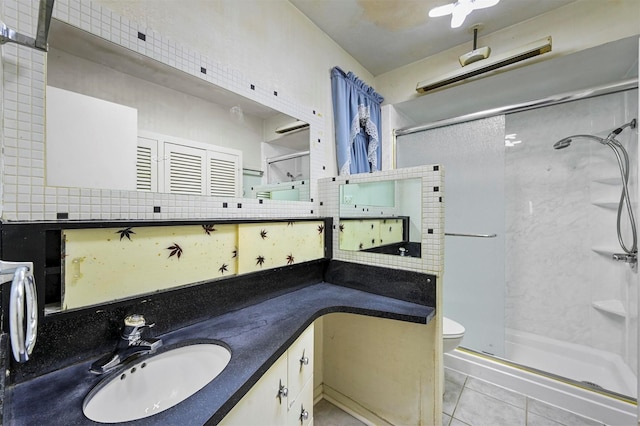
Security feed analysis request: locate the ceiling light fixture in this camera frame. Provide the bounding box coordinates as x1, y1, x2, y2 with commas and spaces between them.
429, 0, 500, 29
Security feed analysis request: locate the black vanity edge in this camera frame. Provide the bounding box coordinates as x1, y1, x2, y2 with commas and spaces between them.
325, 259, 436, 307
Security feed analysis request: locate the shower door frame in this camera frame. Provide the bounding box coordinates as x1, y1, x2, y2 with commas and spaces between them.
394, 78, 639, 403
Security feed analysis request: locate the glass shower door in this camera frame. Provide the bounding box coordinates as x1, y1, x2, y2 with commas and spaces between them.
397, 115, 506, 356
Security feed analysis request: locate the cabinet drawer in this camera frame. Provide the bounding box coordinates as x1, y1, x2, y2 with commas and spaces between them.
287, 375, 313, 426
220, 352, 288, 426
287, 323, 314, 401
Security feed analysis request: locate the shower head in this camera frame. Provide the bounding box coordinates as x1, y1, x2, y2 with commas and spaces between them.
553, 117, 638, 257
554, 119, 637, 150
553, 138, 572, 149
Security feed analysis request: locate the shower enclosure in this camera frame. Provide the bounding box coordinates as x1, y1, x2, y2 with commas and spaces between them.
396, 86, 639, 400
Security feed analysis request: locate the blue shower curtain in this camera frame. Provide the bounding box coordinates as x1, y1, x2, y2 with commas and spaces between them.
331, 67, 384, 175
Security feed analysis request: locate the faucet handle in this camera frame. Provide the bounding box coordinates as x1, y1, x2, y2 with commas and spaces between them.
122, 315, 155, 342
124, 314, 146, 327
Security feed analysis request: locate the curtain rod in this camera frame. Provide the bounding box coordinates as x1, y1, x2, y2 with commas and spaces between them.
395, 78, 638, 137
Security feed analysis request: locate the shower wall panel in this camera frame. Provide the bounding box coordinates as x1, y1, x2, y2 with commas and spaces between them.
505, 90, 638, 376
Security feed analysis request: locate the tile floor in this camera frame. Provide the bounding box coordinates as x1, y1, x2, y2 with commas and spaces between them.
314, 368, 608, 426
443, 367, 604, 426
314, 399, 367, 426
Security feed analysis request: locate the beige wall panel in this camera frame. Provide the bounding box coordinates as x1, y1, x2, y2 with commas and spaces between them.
339, 218, 404, 251
382, 218, 404, 245
63, 224, 237, 309
237, 221, 325, 274
339, 219, 380, 251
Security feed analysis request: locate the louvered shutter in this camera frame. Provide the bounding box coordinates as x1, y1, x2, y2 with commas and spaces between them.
208, 151, 240, 197
164, 143, 206, 195
136, 137, 158, 192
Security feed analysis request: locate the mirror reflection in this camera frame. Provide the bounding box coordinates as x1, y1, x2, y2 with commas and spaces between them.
339, 178, 422, 257
46, 20, 310, 201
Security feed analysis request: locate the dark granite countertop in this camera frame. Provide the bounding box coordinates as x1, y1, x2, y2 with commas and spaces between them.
4, 282, 435, 426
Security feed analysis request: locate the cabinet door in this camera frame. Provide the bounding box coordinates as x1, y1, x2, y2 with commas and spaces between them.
164, 142, 207, 195
287, 375, 313, 426
287, 323, 314, 405
136, 136, 159, 192
207, 150, 241, 197
219, 353, 288, 426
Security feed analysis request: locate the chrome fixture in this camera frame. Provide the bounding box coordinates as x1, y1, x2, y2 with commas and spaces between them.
300, 349, 309, 367
0, 0, 54, 52
445, 232, 497, 238
277, 379, 288, 404
554, 119, 638, 263
0, 261, 38, 362
90, 314, 162, 375
299, 404, 310, 422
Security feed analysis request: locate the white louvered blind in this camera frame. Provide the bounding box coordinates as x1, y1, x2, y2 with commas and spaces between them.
165, 143, 206, 195
209, 151, 240, 197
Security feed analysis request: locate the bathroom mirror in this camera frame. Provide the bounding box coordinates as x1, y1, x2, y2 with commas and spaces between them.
45, 19, 311, 201
339, 178, 422, 257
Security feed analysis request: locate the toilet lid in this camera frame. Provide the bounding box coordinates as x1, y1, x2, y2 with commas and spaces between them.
443, 317, 465, 338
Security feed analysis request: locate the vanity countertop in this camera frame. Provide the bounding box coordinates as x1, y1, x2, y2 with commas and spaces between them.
4, 282, 435, 425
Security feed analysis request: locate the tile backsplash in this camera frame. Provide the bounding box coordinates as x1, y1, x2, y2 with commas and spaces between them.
62, 220, 325, 310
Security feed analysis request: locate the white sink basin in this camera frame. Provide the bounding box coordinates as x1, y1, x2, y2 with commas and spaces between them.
83, 343, 231, 423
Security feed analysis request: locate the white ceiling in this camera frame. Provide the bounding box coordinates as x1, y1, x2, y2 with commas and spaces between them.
289, 0, 577, 76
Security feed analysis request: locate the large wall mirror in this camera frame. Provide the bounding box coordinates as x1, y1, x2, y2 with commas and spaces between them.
46, 19, 311, 202
339, 178, 422, 257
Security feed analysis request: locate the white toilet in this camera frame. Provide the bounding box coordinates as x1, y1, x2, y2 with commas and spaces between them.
443, 317, 465, 353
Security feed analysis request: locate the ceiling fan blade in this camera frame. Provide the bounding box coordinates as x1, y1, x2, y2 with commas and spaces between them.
471, 0, 500, 10
450, 12, 468, 28
428, 3, 455, 17
450, 3, 471, 28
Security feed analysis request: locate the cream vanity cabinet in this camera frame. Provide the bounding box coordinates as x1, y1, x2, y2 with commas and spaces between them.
220, 324, 314, 426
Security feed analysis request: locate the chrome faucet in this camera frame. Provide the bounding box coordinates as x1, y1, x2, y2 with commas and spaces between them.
90, 314, 162, 375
